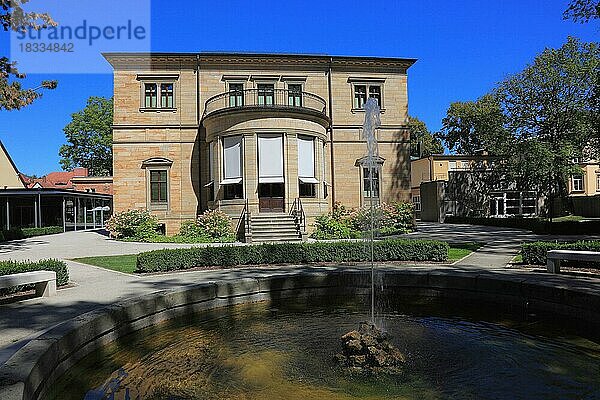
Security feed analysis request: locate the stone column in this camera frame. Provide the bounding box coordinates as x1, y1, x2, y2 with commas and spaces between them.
286, 131, 299, 210
243, 133, 259, 214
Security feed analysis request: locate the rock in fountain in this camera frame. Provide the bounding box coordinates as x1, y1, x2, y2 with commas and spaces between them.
334, 321, 405, 374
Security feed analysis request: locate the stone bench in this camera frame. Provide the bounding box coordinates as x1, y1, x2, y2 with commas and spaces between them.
546, 250, 600, 273
0, 270, 57, 297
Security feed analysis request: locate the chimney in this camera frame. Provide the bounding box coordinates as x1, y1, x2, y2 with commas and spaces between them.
73, 167, 88, 177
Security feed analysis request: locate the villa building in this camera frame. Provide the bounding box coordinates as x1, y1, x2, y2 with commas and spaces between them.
104, 52, 416, 237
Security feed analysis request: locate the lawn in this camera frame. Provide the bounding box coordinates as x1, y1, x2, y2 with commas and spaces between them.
447, 242, 482, 262
72, 243, 481, 273
72, 255, 138, 274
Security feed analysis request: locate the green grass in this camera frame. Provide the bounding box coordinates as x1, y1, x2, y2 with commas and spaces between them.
72, 255, 138, 274
448, 242, 482, 262
542, 215, 584, 222
512, 253, 523, 263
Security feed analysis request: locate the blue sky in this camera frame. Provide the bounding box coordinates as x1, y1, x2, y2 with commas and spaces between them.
0, 0, 597, 176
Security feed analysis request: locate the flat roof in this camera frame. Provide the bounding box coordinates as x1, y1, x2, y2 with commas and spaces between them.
103, 52, 417, 71
0, 188, 112, 199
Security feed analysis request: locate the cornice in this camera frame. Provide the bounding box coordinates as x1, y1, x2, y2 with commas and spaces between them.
103, 52, 417, 73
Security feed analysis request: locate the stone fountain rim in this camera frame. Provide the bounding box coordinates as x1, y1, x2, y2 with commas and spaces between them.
0, 267, 599, 400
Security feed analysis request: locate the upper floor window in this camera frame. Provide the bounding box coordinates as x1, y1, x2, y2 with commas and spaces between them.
257, 84, 274, 106
144, 83, 157, 108
368, 85, 381, 106
353, 84, 382, 109
572, 174, 584, 192
412, 195, 421, 211
142, 81, 176, 109
160, 83, 174, 108
229, 83, 244, 107
288, 84, 302, 107
354, 85, 367, 109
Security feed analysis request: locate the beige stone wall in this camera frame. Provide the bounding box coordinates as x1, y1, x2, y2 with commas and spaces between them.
569, 163, 600, 196
108, 54, 414, 234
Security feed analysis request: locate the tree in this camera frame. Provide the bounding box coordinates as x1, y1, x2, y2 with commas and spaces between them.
496, 36, 600, 216
438, 94, 511, 155
563, 0, 600, 23
1, 0, 57, 110
408, 116, 444, 157
59, 97, 114, 176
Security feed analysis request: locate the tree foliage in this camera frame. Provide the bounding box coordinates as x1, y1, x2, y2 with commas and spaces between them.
439, 94, 511, 155
59, 97, 114, 176
563, 0, 600, 23
409, 116, 444, 157
1, 0, 57, 110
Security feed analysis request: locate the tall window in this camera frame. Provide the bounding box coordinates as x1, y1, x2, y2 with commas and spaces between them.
144, 83, 157, 108
257, 84, 274, 106
572, 174, 584, 192
596, 174, 600, 192
160, 83, 174, 108
368, 85, 381, 106
353, 85, 367, 109
412, 195, 421, 211
288, 84, 302, 107
363, 167, 380, 198
150, 170, 168, 203
222, 135, 244, 200
229, 83, 244, 107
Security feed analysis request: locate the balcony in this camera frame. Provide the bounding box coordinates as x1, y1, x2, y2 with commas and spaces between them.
202, 89, 329, 126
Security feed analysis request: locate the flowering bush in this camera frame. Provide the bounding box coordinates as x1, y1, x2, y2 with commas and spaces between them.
105, 209, 159, 240
311, 201, 415, 239
177, 210, 235, 243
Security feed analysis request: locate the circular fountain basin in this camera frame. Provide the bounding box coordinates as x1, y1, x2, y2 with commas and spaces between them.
1, 268, 599, 400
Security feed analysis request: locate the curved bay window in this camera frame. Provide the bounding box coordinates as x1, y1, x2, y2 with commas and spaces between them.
298, 135, 318, 198
221, 136, 244, 200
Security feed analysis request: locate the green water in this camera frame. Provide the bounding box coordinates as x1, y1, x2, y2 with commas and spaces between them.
49, 298, 600, 400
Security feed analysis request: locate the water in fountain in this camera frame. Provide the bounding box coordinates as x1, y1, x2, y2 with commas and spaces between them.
362, 98, 381, 327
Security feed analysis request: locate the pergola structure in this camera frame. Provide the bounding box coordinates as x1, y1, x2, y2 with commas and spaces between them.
0, 188, 112, 232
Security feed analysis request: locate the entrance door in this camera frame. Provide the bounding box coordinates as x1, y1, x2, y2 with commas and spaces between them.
259, 183, 285, 212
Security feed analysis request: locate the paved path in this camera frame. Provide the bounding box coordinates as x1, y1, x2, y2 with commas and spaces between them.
0, 222, 597, 365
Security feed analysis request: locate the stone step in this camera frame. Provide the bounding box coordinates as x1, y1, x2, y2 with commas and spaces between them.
252, 236, 303, 243
252, 230, 300, 238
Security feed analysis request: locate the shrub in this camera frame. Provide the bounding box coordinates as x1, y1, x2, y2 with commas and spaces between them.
521, 241, 600, 265
175, 210, 235, 243
445, 216, 600, 235
0, 226, 63, 241
105, 210, 160, 240
311, 215, 357, 240
0, 259, 69, 295
136, 239, 449, 272
311, 201, 415, 240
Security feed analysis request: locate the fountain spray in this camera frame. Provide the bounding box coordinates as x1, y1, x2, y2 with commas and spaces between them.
361, 98, 381, 326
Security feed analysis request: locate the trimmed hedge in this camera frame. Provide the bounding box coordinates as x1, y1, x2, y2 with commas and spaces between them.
445, 216, 600, 235
136, 239, 450, 272
1, 226, 63, 241
522, 241, 600, 265
0, 259, 69, 295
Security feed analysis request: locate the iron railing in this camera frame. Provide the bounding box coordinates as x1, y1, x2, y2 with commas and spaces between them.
203, 89, 327, 118
236, 199, 251, 242
290, 198, 306, 234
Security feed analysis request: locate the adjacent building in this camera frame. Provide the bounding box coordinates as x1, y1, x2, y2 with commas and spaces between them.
104, 52, 416, 237
567, 160, 600, 217
411, 153, 539, 221
0, 141, 112, 231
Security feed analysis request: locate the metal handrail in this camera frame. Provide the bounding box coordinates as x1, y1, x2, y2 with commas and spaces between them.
289, 198, 306, 234
236, 199, 251, 241
203, 89, 327, 118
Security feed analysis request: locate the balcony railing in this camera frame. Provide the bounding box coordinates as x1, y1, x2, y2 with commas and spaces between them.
203, 89, 327, 119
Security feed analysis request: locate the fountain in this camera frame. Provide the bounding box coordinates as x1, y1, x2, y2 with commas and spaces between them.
332, 98, 407, 374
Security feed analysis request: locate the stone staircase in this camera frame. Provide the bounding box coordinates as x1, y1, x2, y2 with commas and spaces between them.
249, 213, 303, 243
